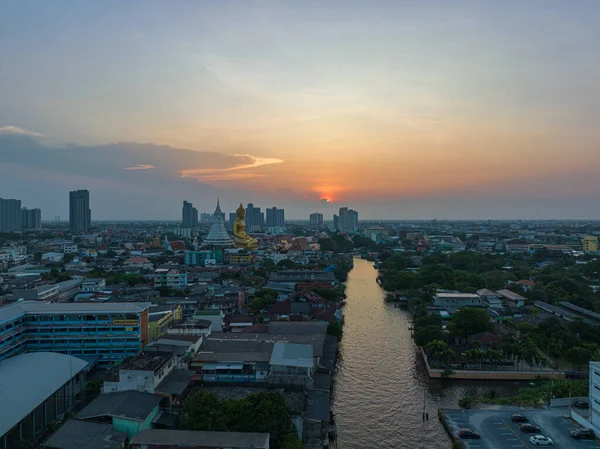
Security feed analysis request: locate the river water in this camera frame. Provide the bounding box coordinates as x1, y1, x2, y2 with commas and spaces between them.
332, 258, 519, 449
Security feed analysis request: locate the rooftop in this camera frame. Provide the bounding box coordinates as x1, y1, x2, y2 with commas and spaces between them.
434, 292, 480, 299
41, 419, 128, 449
76, 390, 162, 422
120, 351, 173, 372
496, 289, 527, 301
0, 301, 151, 324
130, 429, 269, 449
270, 342, 314, 368
0, 352, 88, 437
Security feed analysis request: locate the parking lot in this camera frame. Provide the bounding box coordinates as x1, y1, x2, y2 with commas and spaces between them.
443, 407, 600, 448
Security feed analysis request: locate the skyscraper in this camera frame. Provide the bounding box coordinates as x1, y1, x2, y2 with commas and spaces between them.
69, 190, 91, 232
310, 212, 323, 229
22, 208, 42, 230
0, 198, 22, 232
333, 214, 338, 232
245, 203, 264, 232
338, 207, 359, 233
182, 201, 194, 227
266, 207, 285, 227
229, 212, 237, 231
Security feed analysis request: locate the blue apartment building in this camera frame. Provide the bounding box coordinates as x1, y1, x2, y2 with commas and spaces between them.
0, 301, 150, 367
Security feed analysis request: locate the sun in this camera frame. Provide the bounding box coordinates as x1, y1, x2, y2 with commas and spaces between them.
320, 197, 331, 204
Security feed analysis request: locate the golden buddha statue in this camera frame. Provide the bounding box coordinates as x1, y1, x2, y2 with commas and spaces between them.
233, 203, 258, 250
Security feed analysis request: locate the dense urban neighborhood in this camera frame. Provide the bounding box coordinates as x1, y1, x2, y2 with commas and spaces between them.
2, 197, 600, 448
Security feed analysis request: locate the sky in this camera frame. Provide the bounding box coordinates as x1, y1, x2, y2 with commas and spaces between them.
1, 0, 600, 220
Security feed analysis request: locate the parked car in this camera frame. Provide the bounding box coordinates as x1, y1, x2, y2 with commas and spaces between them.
511, 414, 528, 423
520, 423, 541, 433
529, 435, 553, 446
458, 428, 481, 440
571, 428, 596, 440
574, 400, 590, 409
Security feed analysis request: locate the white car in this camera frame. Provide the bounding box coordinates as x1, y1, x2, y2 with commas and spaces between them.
529, 435, 553, 446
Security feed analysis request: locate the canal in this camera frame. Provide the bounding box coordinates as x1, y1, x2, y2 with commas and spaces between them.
332, 257, 519, 449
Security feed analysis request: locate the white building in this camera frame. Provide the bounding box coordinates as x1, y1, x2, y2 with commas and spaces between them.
570, 361, 600, 435
124, 257, 154, 271
433, 292, 482, 308
80, 278, 106, 292
63, 242, 78, 254
102, 351, 175, 394
42, 252, 64, 263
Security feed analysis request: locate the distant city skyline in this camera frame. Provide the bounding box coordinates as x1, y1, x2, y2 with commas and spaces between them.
1, 1, 600, 219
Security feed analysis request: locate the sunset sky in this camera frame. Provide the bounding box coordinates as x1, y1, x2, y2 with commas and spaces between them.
1, 0, 600, 219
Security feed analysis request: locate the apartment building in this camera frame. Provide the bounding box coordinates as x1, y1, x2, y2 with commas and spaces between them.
154, 269, 187, 290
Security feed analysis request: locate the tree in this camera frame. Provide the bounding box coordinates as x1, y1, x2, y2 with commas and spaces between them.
448, 308, 492, 338
327, 321, 343, 340
425, 340, 455, 366
567, 346, 591, 371
181, 391, 301, 449
181, 391, 227, 431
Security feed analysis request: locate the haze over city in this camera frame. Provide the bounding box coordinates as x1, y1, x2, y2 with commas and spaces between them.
2, 0, 600, 219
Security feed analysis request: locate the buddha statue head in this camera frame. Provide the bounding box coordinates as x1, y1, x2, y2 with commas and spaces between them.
236, 203, 246, 219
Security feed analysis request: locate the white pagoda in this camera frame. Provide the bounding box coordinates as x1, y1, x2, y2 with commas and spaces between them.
202, 199, 234, 247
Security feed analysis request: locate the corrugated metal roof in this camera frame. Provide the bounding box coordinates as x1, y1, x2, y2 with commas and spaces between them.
76, 390, 162, 422
269, 342, 313, 368
41, 419, 127, 449
0, 352, 88, 437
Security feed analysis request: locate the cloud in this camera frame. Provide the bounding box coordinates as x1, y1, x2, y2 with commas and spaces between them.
0, 125, 43, 137
124, 164, 156, 170
181, 154, 284, 182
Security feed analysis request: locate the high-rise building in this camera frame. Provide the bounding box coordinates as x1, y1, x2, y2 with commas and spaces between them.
245, 203, 264, 232
266, 207, 285, 227
229, 212, 237, 231
201, 212, 212, 223
338, 207, 359, 233
22, 208, 42, 230
0, 198, 22, 232
182, 201, 195, 227
333, 214, 338, 231
69, 190, 91, 232
192, 206, 198, 226
310, 212, 324, 229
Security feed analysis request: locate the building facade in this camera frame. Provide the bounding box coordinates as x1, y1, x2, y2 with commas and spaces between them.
69, 190, 91, 232
337, 207, 359, 233
0, 198, 22, 232
22, 207, 42, 230
184, 250, 223, 266
582, 235, 599, 253
310, 213, 323, 229
266, 207, 285, 227
182, 201, 198, 228
0, 302, 150, 366
245, 203, 264, 232
154, 269, 188, 290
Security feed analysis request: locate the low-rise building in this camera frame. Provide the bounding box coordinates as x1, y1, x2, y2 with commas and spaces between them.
41, 419, 128, 449
154, 269, 187, 290
13, 284, 61, 301
0, 353, 88, 448
76, 390, 162, 438
184, 250, 223, 266
102, 351, 175, 394
433, 292, 482, 308
124, 257, 154, 271
81, 278, 106, 292
496, 289, 527, 307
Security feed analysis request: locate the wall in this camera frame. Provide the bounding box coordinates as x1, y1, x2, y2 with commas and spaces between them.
550, 397, 588, 408
113, 416, 141, 438
571, 409, 600, 436
421, 348, 565, 380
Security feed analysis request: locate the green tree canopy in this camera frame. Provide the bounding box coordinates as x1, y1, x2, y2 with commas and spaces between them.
448, 308, 492, 338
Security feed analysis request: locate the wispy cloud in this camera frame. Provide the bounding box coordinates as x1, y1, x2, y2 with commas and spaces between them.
124, 164, 156, 170
181, 154, 284, 182
0, 125, 43, 137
